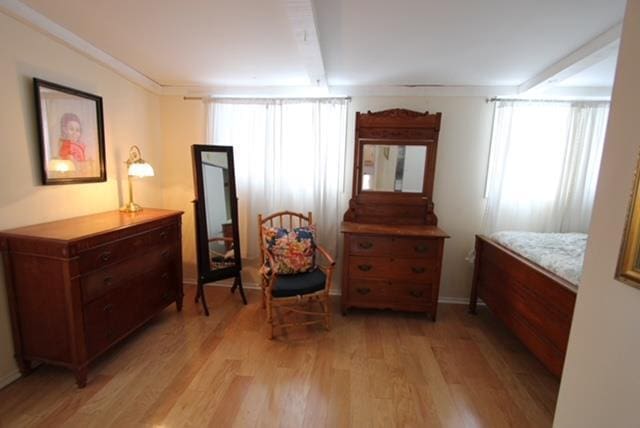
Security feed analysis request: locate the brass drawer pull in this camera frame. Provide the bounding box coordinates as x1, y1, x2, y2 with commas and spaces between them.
358, 241, 373, 249
356, 287, 371, 295
100, 251, 112, 262
414, 244, 429, 253
410, 290, 424, 298
411, 267, 426, 274
357, 264, 373, 272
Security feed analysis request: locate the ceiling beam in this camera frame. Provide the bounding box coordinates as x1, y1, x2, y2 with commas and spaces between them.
0, 0, 162, 94
282, 0, 327, 87
519, 23, 622, 94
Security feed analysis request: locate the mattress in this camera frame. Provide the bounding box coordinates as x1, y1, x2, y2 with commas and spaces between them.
490, 231, 587, 286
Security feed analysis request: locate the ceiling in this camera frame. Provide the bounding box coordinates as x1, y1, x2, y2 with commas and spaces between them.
16, 0, 627, 92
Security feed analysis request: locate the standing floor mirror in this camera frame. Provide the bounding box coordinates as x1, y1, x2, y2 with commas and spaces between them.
192, 145, 246, 316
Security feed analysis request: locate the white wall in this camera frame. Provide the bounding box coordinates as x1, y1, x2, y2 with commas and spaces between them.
0, 12, 162, 386
554, 1, 640, 426
160, 95, 494, 299
159, 96, 206, 282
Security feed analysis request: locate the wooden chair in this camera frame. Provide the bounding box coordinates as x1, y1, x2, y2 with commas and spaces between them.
258, 211, 335, 339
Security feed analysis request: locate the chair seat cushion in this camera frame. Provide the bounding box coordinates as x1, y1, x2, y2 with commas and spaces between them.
272, 269, 326, 298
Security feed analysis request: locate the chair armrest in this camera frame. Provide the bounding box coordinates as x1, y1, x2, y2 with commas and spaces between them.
264, 249, 277, 271
316, 245, 336, 267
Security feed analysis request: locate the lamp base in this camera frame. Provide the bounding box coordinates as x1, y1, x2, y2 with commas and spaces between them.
120, 202, 143, 213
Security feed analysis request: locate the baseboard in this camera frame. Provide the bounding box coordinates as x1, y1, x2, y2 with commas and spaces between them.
184, 280, 483, 303
0, 369, 21, 390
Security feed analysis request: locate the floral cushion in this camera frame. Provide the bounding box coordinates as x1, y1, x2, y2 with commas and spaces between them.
261, 225, 316, 275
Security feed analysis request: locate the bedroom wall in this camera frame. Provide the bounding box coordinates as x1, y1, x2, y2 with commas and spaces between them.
0, 12, 163, 387
159, 95, 494, 300
554, 1, 640, 426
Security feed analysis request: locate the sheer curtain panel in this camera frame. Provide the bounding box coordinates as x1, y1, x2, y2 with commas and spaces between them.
483, 100, 609, 234
205, 98, 349, 260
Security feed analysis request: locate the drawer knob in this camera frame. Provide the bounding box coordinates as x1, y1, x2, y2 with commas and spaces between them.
414, 244, 429, 253
161, 249, 170, 257
100, 251, 112, 262
160, 231, 168, 239
410, 290, 424, 298
358, 241, 373, 249
103, 303, 114, 313
356, 287, 371, 295
411, 266, 426, 274
357, 264, 373, 272
103, 276, 113, 286
161, 272, 169, 280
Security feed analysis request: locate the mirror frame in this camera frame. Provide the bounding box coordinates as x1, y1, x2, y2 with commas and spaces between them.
191, 144, 242, 283
344, 109, 442, 225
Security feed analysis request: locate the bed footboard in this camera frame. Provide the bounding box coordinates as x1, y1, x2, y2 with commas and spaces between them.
469, 235, 577, 377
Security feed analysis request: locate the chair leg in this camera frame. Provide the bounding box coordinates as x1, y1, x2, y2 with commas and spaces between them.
324, 299, 331, 331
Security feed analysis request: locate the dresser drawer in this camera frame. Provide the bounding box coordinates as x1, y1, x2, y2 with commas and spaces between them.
391, 238, 439, 259
349, 235, 391, 256
390, 258, 436, 282
347, 279, 433, 310
389, 282, 433, 309
78, 224, 177, 273
347, 279, 388, 305
81, 244, 176, 303
348, 256, 393, 279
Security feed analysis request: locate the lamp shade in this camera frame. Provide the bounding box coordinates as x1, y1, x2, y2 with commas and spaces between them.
128, 161, 154, 178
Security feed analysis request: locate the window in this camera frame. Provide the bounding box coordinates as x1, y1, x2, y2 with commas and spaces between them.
483, 100, 610, 233
206, 98, 349, 258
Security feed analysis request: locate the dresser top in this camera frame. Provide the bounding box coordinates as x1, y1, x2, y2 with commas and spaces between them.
0, 209, 183, 242
341, 221, 449, 238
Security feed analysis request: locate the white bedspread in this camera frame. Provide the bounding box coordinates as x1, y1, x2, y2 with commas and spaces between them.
490, 231, 587, 286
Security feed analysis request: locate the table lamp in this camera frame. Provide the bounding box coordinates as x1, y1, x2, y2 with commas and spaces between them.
120, 145, 154, 213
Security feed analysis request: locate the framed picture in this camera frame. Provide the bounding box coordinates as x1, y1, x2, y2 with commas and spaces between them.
616, 155, 640, 289
34, 78, 106, 184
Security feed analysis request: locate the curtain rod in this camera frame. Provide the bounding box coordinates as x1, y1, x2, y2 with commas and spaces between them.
486, 97, 610, 103
183, 96, 351, 101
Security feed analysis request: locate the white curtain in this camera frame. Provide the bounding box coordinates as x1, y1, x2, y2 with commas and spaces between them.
483, 100, 609, 234
205, 98, 349, 260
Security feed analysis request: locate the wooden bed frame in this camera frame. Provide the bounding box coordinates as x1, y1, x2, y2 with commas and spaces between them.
469, 234, 577, 378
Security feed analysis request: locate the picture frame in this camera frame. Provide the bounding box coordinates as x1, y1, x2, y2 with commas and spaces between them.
34, 78, 106, 184
616, 153, 640, 289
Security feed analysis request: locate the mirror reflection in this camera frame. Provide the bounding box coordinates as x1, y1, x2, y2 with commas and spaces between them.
201, 152, 236, 270
361, 144, 427, 192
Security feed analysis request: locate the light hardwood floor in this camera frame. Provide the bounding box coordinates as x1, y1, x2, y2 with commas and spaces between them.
0, 285, 559, 427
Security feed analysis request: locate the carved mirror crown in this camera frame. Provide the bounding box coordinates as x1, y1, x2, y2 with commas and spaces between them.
344, 108, 442, 225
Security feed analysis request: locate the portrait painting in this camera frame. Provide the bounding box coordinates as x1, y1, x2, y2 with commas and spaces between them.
34, 78, 106, 184
616, 152, 640, 289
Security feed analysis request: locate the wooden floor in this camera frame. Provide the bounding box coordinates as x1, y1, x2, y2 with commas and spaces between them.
0, 285, 559, 427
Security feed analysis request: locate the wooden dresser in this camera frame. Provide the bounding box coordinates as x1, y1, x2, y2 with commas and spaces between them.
341, 223, 448, 319
341, 109, 448, 319
0, 209, 183, 387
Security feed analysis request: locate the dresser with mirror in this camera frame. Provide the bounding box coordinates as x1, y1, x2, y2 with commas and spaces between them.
341, 109, 448, 320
